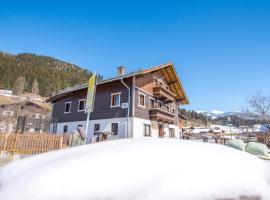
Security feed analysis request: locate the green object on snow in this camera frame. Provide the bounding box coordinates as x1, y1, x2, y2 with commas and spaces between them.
225, 139, 245, 151
245, 142, 269, 157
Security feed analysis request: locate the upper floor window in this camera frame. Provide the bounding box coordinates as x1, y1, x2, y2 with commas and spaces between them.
139, 93, 145, 107
158, 101, 163, 108
166, 105, 170, 112
111, 93, 121, 107
78, 99, 86, 111
64, 102, 71, 113
172, 108, 175, 114
149, 98, 155, 109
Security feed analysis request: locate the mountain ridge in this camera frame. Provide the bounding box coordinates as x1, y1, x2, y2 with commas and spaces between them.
0, 51, 99, 97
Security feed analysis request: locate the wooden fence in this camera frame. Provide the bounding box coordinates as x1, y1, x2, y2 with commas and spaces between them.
0, 133, 63, 155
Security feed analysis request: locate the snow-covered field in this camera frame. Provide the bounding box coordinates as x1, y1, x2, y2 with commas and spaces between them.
0, 138, 270, 200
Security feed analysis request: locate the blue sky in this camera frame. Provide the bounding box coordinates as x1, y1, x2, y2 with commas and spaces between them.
0, 0, 269, 112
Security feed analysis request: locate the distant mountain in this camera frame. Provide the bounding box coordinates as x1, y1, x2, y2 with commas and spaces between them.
0, 51, 101, 97
197, 110, 256, 120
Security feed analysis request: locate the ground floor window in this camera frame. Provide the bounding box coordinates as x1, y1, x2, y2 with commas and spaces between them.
111, 123, 118, 135
63, 125, 68, 133
169, 128, 175, 137
144, 124, 151, 136
77, 124, 82, 128
94, 124, 100, 135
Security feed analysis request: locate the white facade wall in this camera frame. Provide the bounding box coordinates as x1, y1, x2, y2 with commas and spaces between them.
132, 117, 180, 139
52, 117, 133, 139
52, 117, 180, 140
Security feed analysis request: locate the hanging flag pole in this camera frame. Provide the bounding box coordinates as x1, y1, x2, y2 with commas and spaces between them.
85, 73, 97, 143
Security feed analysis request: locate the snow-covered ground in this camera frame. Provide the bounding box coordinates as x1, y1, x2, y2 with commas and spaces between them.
210, 125, 242, 133
0, 138, 270, 200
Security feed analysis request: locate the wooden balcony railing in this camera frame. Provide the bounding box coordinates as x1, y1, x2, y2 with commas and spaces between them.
153, 85, 176, 103
149, 106, 175, 124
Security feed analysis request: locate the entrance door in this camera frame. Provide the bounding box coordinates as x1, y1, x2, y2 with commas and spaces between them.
158, 124, 164, 137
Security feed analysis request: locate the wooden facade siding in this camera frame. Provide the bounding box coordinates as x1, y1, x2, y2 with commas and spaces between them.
51, 78, 133, 123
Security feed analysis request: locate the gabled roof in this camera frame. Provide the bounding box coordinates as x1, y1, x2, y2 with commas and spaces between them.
47, 63, 189, 105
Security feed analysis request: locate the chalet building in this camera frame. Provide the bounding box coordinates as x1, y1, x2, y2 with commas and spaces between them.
47, 63, 189, 139
0, 100, 51, 133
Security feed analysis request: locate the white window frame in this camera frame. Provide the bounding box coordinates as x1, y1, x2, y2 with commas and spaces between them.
111, 122, 119, 135
149, 97, 155, 109
157, 100, 163, 108
64, 102, 71, 113
111, 92, 121, 108
138, 92, 146, 108
77, 99, 86, 112
165, 104, 170, 112
144, 124, 151, 137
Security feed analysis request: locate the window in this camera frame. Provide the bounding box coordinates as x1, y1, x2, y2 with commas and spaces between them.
144, 124, 151, 136
94, 124, 100, 135
149, 98, 155, 109
77, 124, 83, 128
172, 108, 175, 114
139, 93, 145, 107
111, 123, 118, 135
111, 93, 121, 107
169, 128, 175, 137
64, 102, 71, 113
78, 99, 86, 111
63, 125, 68, 133
166, 105, 170, 112
158, 101, 162, 108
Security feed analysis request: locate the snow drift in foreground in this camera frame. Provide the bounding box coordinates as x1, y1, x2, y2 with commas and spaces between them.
0, 139, 270, 200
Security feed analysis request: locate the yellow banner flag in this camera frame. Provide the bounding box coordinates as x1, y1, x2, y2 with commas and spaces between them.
85, 74, 97, 113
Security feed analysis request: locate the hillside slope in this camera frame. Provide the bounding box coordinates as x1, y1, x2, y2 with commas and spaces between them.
0, 52, 97, 97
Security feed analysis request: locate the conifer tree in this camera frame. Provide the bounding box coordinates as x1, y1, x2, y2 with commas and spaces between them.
31, 78, 39, 95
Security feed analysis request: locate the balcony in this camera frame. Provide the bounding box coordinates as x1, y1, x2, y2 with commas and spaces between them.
153, 85, 176, 103
149, 106, 175, 124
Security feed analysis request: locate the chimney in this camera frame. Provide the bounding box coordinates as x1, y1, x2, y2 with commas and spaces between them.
117, 66, 125, 76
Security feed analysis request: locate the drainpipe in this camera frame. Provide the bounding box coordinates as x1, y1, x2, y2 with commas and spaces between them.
121, 77, 130, 138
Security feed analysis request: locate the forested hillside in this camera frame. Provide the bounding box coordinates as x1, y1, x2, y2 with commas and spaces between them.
0, 52, 100, 97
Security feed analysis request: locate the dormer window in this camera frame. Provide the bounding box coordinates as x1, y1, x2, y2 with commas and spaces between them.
64, 102, 71, 113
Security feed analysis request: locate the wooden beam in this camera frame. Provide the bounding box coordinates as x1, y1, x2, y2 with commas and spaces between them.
167, 80, 177, 85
